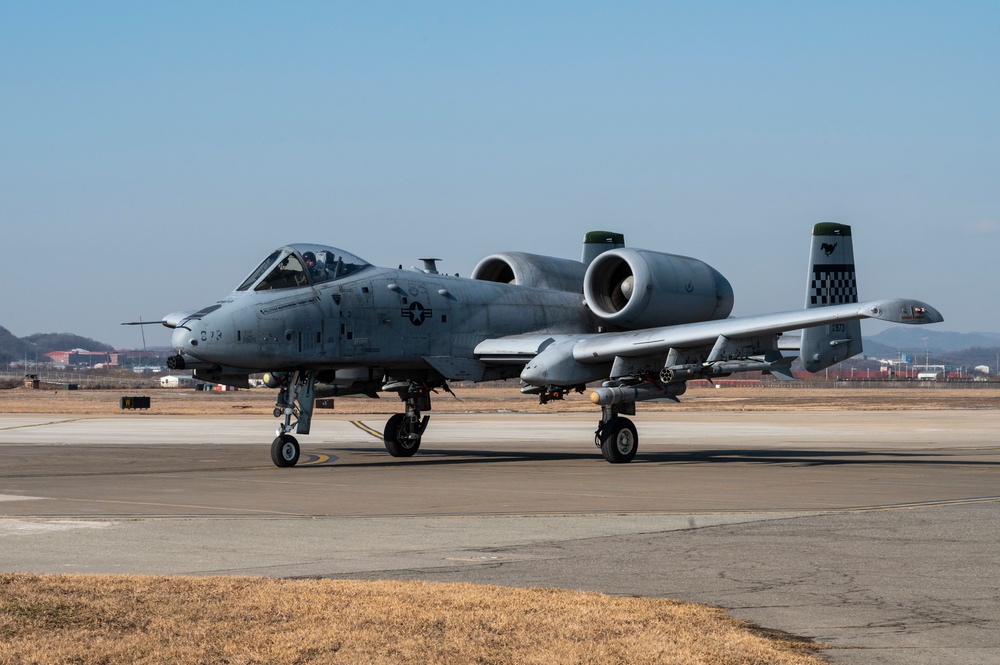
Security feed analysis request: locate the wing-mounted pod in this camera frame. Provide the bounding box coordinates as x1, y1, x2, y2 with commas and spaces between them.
583, 249, 734, 330
471, 252, 587, 292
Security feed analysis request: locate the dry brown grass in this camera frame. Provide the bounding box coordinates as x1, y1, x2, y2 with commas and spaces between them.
0, 574, 824, 665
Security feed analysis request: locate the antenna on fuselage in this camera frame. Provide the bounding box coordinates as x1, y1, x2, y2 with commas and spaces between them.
418, 258, 441, 274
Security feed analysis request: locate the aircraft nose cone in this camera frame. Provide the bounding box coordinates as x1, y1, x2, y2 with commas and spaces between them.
170, 326, 201, 356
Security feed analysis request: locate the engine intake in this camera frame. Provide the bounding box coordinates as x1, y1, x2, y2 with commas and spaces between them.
583, 248, 734, 329
471, 252, 586, 292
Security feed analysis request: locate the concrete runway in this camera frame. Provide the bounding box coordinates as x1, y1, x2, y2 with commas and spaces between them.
1, 409, 998, 664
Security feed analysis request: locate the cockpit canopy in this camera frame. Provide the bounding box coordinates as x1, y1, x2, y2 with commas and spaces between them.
236, 244, 371, 292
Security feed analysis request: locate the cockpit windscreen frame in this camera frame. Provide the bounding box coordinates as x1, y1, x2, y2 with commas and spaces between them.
236, 245, 372, 292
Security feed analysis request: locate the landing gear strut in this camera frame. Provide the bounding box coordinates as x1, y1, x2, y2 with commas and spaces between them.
269, 370, 316, 468
595, 403, 638, 463
383, 381, 432, 457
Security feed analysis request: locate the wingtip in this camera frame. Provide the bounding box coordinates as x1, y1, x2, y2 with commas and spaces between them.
861, 299, 943, 325
920, 304, 944, 324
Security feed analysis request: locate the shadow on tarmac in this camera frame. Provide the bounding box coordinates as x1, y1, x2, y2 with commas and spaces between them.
298, 445, 993, 469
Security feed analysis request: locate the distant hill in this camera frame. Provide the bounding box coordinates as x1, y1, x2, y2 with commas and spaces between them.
0, 326, 35, 361
867, 328, 1000, 354
852, 329, 1000, 372
24, 333, 114, 354
0, 326, 115, 362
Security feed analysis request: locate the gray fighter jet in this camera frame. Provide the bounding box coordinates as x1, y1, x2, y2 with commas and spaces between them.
134, 223, 942, 466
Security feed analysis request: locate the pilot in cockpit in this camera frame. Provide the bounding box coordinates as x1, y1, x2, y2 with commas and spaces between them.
302, 251, 329, 283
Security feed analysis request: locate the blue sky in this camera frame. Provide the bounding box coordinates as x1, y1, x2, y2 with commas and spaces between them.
2, 2, 997, 349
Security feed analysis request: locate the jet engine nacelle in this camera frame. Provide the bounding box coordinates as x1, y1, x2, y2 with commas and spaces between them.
471, 252, 587, 293
583, 249, 734, 329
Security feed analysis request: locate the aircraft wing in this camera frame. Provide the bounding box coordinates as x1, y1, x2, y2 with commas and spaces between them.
571, 297, 941, 363
476, 297, 942, 383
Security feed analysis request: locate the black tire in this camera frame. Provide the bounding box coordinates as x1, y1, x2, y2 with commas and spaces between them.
383, 413, 421, 457
600, 417, 638, 463
271, 434, 300, 467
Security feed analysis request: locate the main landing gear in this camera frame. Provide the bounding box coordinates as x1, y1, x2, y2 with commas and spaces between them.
534, 382, 642, 464
264, 370, 645, 466
382, 381, 432, 457
271, 433, 300, 467
595, 403, 638, 464
264, 371, 442, 467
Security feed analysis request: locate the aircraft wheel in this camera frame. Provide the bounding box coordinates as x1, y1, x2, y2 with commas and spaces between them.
271, 434, 300, 467
600, 417, 638, 464
383, 413, 421, 457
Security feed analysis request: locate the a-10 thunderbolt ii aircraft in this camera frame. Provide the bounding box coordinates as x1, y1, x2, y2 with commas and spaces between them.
134, 223, 942, 467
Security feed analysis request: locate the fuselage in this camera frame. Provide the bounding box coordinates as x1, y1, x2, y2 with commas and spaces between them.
170, 244, 598, 378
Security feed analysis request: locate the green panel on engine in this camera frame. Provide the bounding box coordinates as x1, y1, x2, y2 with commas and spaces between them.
584, 231, 625, 245
812, 222, 851, 236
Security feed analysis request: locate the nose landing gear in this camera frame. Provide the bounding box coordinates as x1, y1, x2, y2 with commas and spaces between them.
269, 370, 316, 468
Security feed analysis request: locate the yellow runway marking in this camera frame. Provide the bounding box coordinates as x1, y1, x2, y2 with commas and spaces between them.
300, 453, 331, 465
351, 420, 383, 440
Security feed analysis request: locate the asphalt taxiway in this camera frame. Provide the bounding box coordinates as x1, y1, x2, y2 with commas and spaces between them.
1, 410, 998, 664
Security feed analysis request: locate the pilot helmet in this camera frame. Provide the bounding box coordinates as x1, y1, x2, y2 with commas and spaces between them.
302, 251, 316, 264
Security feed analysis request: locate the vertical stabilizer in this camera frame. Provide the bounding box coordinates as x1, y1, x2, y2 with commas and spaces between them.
581, 230, 625, 265
800, 223, 863, 372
